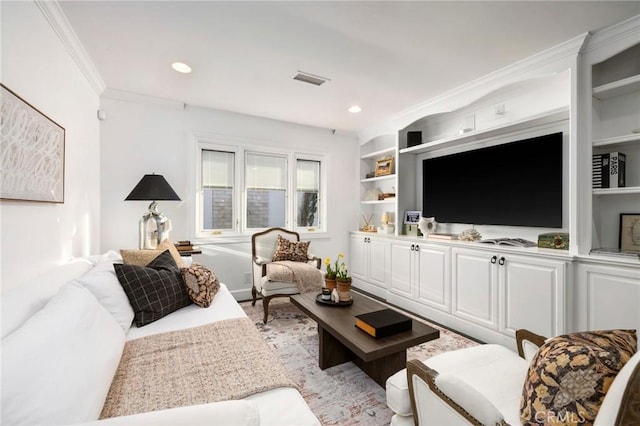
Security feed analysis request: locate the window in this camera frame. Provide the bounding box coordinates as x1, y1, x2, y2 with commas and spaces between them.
296, 159, 320, 227
201, 149, 235, 230
245, 152, 287, 229
195, 138, 326, 237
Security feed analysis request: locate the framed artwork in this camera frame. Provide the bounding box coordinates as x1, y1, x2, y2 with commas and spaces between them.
619, 213, 640, 252
375, 157, 394, 177
0, 84, 65, 203
404, 210, 421, 225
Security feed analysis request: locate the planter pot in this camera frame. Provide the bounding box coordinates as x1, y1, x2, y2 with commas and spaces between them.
336, 279, 352, 302
324, 278, 337, 290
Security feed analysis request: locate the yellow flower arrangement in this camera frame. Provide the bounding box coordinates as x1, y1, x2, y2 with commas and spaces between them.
324, 253, 350, 281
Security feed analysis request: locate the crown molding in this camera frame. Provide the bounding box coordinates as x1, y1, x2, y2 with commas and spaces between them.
35, 0, 106, 95
359, 32, 589, 143
102, 88, 186, 110
584, 14, 640, 54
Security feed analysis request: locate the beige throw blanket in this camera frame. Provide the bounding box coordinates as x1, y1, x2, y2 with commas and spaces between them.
100, 318, 296, 419
265, 260, 323, 293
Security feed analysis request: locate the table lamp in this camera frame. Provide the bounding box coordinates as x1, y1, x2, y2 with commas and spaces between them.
125, 173, 181, 249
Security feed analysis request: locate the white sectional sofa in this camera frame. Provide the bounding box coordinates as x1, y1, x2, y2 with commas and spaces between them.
1, 252, 320, 426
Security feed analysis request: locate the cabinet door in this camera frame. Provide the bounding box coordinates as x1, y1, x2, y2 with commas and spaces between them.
499, 254, 566, 338
390, 242, 413, 298
451, 248, 498, 329
576, 263, 640, 331
368, 237, 388, 287
350, 235, 368, 280
416, 244, 450, 312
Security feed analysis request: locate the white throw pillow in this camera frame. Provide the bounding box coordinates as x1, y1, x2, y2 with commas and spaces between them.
1, 259, 94, 339
1, 283, 126, 425
71, 256, 134, 332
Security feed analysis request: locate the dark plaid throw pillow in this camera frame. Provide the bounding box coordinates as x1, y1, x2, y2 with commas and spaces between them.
114, 250, 192, 326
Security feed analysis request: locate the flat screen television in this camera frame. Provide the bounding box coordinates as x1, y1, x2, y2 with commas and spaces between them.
422, 132, 563, 228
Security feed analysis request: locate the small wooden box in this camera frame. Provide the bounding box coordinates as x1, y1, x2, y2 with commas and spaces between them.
537, 233, 569, 250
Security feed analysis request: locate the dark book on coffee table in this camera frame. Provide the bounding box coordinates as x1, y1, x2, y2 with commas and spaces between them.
355, 309, 412, 338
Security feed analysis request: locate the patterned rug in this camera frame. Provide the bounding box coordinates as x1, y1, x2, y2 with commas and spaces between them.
240, 293, 479, 425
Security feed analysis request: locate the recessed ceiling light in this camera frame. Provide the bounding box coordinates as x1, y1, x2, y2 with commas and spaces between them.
348, 105, 362, 113
171, 62, 192, 74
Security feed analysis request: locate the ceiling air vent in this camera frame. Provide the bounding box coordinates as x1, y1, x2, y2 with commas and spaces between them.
293, 71, 330, 86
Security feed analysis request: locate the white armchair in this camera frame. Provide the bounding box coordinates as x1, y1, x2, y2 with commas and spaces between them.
251, 227, 321, 323
387, 329, 640, 426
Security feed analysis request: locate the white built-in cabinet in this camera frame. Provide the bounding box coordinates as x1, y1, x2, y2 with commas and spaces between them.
451, 247, 567, 341
575, 261, 640, 331
350, 234, 389, 299
352, 15, 640, 347
389, 241, 450, 313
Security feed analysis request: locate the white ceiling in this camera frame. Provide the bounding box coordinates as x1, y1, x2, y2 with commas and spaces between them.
59, 1, 639, 134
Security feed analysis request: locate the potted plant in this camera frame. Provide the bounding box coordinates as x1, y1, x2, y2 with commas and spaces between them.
324, 255, 340, 290
335, 255, 352, 301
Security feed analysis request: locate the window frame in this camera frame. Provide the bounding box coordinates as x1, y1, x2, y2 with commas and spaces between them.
194, 136, 327, 240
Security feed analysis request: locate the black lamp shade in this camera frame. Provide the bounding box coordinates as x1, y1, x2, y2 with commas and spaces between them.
125, 174, 181, 201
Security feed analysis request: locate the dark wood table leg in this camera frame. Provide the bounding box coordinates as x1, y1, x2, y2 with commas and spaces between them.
354, 351, 406, 387
318, 326, 354, 369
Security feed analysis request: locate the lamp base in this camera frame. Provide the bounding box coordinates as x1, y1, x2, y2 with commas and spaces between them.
138, 202, 172, 249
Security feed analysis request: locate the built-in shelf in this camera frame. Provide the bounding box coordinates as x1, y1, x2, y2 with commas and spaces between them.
593, 186, 640, 196
592, 74, 640, 100
593, 133, 640, 147
361, 199, 396, 205
399, 107, 569, 155
360, 174, 396, 183
361, 147, 395, 160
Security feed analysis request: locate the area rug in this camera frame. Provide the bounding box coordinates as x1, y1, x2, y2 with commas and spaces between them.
240, 294, 479, 425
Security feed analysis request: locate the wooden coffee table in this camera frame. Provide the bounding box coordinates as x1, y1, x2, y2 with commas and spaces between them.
290, 291, 439, 387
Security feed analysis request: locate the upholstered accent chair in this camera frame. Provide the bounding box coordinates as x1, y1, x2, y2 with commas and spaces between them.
251, 227, 321, 323
386, 329, 640, 426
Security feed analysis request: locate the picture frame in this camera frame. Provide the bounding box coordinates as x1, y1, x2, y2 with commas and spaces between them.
619, 213, 640, 252
404, 210, 421, 225
0, 84, 65, 203
375, 157, 394, 177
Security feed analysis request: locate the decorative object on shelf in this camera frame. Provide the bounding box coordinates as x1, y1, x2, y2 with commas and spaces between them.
360, 213, 376, 232
418, 216, 437, 236
364, 188, 381, 201
458, 228, 482, 242
619, 213, 640, 252
407, 131, 422, 148
0, 84, 65, 203
375, 157, 394, 177
537, 233, 570, 250
125, 173, 181, 249
380, 212, 395, 234
377, 192, 396, 200
403, 210, 422, 236
365, 171, 376, 179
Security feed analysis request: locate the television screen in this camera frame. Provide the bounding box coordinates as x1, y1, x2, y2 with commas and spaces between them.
422, 132, 563, 227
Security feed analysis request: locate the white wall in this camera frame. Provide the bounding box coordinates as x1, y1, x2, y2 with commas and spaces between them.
1, 1, 101, 291
99, 96, 359, 300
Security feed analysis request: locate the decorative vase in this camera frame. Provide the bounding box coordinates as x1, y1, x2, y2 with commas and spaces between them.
324, 278, 337, 290
336, 279, 352, 302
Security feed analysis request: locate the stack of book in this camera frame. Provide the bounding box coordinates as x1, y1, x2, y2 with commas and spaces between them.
175, 240, 199, 252
593, 152, 626, 189
355, 309, 412, 339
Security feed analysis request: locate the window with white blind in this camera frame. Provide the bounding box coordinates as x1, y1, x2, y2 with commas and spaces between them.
201, 149, 235, 230
296, 159, 320, 227
195, 138, 326, 237
245, 152, 287, 229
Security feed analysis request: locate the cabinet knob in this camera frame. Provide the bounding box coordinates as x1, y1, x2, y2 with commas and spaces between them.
415, 244, 419, 251
490, 255, 497, 264
498, 256, 505, 266
410, 244, 415, 251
